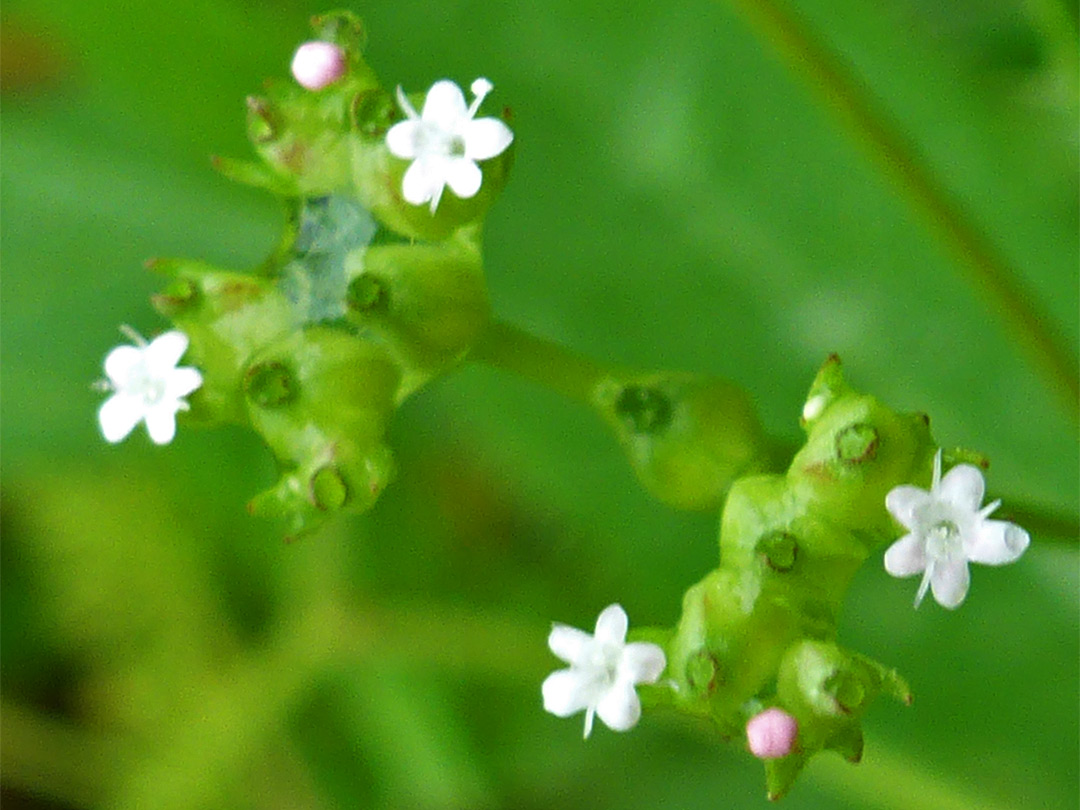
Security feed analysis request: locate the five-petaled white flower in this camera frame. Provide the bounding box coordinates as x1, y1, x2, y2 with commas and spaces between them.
884, 450, 1030, 609
385, 77, 513, 214
97, 327, 203, 445
542, 603, 666, 738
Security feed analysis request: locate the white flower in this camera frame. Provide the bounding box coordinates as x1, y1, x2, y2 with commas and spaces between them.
97, 327, 203, 445
291, 41, 347, 91
541, 603, 666, 738
884, 450, 1030, 609
385, 77, 513, 213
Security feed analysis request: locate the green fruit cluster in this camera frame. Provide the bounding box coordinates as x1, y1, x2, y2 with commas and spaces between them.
652, 356, 935, 798
153, 11, 511, 537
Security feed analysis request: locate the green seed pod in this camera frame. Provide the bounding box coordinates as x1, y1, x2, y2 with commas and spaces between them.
149, 259, 295, 425
344, 231, 489, 397
592, 371, 767, 510
243, 326, 401, 537
667, 566, 811, 738
766, 640, 910, 799
788, 355, 936, 535
718, 475, 869, 604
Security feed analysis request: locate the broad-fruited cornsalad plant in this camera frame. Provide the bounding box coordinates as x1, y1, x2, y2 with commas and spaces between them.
94, 12, 1031, 801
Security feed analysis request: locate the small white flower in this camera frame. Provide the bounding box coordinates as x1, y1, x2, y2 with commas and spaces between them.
541, 603, 666, 738
385, 77, 513, 213
97, 327, 203, 445
291, 41, 347, 91
884, 450, 1030, 609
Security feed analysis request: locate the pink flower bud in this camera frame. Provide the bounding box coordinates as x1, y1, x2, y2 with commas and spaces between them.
290, 42, 346, 91
746, 708, 798, 759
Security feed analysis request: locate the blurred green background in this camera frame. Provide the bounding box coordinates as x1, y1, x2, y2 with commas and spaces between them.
2, 0, 1077, 808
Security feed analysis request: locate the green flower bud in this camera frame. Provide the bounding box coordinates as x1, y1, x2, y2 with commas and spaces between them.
788, 356, 936, 535
149, 258, 295, 424
593, 371, 767, 510
243, 326, 401, 536
344, 232, 489, 397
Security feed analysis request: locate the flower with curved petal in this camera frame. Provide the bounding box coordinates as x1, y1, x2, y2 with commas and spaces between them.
97, 327, 203, 445
884, 450, 1030, 609
542, 603, 666, 738
385, 77, 513, 213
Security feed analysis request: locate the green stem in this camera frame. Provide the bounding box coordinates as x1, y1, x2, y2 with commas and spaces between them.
469, 319, 609, 404
723, 0, 1079, 420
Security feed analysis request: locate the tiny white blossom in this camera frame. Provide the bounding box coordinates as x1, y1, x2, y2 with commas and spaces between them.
97, 327, 203, 445
884, 450, 1030, 609
385, 77, 513, 213
291, 41, 347, 91
541, 603, 666, 738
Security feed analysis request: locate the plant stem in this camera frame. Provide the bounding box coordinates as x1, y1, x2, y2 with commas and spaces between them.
469, 319, 609, 405
723, 0, 1079, 420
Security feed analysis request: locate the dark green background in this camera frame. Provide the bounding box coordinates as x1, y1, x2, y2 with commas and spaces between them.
2, 1, 1077, 808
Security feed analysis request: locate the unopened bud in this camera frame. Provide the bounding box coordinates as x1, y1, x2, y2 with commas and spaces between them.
746, 708, 798, 759
291, 41, 347, 91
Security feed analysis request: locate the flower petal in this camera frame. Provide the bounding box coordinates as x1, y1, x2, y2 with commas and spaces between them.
386, 119, 421, 159
930, 558, 970, 609
885, 485, 931, 530
166, 367, 203, 400
620, 642, 666, 684
421, 80, 468, 124
401, 158, 443, 206
394, 85, 420, 121
548, 624, 592, 665
966, 520, 1030, 565
594, 604, 628, 645
98, 393, 145, 443
145, 331, 189, 371
883, 533, 927, 577
443, 158, 482, 200
464, 117, 513, 161
595, 679, 641, 732
938, 464, 985, 512
143, 405, 179, 445
542, 669, 593, 718
103, 345, 143, 385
